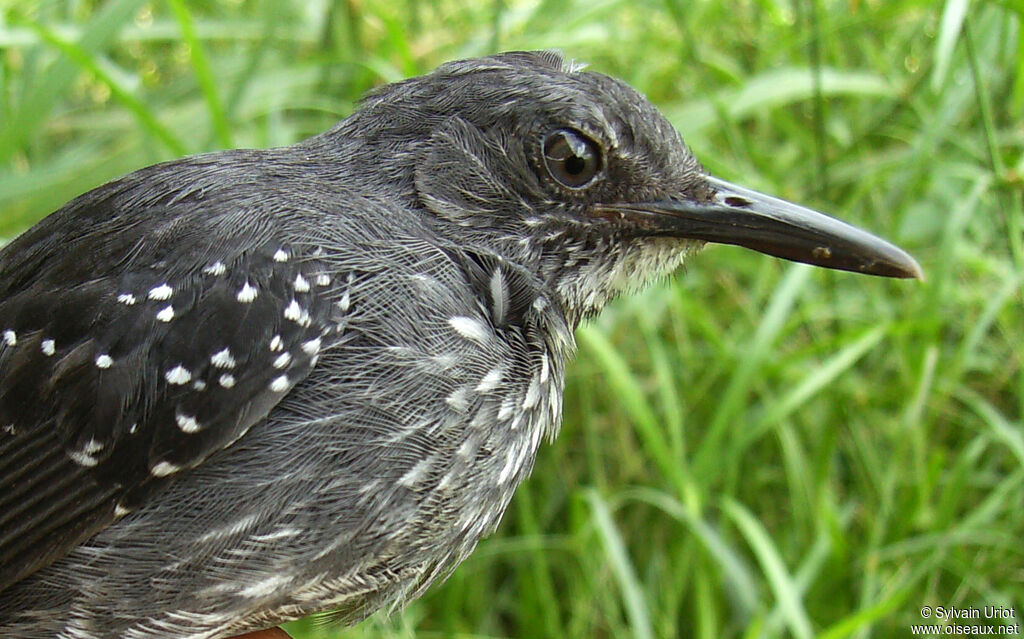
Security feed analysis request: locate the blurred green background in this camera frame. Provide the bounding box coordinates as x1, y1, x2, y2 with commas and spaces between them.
1, 1, 1021, 637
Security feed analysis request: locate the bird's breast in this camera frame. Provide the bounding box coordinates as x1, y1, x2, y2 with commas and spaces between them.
233, 242, 574, 619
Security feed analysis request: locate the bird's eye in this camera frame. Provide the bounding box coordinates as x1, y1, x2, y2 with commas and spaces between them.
542, 129, 602, 189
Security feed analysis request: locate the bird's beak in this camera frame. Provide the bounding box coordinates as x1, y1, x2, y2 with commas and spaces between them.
598, 175, 923, 279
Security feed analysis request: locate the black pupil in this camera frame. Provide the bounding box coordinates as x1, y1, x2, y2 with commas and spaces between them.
543, 129, 600, 188
564, 154, 586, 175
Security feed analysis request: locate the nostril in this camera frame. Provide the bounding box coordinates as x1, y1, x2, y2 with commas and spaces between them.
724, 196, 752, 208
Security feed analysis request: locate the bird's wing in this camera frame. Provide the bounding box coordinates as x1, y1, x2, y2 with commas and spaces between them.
0, 163, 335, 592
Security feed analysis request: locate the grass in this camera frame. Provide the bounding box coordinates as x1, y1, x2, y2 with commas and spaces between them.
1, 0, 1022, 637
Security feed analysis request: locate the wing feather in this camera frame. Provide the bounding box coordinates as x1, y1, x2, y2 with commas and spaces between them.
0, 154, 337, 591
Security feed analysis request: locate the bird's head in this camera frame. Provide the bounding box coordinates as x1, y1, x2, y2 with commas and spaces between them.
329, 50, 921, 323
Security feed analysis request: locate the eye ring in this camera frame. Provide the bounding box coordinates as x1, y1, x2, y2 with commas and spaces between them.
542, 129, 602, 189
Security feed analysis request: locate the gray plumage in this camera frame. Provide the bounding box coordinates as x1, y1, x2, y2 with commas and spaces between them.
0, 50, 919, 638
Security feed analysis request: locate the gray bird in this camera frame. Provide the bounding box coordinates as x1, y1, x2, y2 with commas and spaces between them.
0, 51, 920, 639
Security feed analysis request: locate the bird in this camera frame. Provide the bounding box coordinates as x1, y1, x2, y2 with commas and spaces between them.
0, 50, 921, 639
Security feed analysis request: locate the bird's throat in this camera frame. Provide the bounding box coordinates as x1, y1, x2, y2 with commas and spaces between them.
547, 235, 699, 325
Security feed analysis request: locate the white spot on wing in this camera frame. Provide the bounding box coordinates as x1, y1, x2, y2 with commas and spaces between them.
448, 316, 490, 344
549, 382, 561, 420
475, 367, 504, 393
498, 446, 518, 484
337, 292, 351, 312
293, 274, 310, 293
237, 281, 258, 303
2, 330, 15, 346
273, 249, 289, 262
68, 450, 98, 467
431, 353, 457, 369
497, 396, 516, 421
509, 412, 524, 431
156, 305, 175, 322
316, 274, 331, 286
165, 365, 192, 385
211, 348, 236, 368
284, 300, 310, 325
176, 413, 201, 433
399, 457, 433, 487
203, 261, 226, 276
522, 378, 541, 410
238, 574, 291, 599
252, 528, 301, 542
114, 504, 131, 517
269, 375, 289, 392
446, 387, 471, 412
95, 354, 113, 369
269, 335, 284, 351
437, 471, 455, 490
219, 374, 236, 388
117, 293, 137, 305
196, 513, 259, 543
151, 461, 180, 477
301, 337, 321, 355
273, 352, 292, 369
148, 283, 173, 300
490, 269, 507, 324
41, 339, 55, 356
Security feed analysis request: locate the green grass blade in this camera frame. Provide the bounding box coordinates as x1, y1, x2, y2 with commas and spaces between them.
723, 499, 814, 639
577, 325, 684, 491
0, 0, 143, 165
955, 389, 1024, 466
166, 0, 232, 148
932, 0, 969, 91
817, 588, 911, 639
667, 68, 894, 136
748, 324, 889, 439
585, 489, 654, 639
625, 488, 760, 618
14, 16, 186, 156
693, 263, 812, 479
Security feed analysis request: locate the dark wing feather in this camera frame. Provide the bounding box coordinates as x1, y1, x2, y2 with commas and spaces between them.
0, 153, 336, 591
